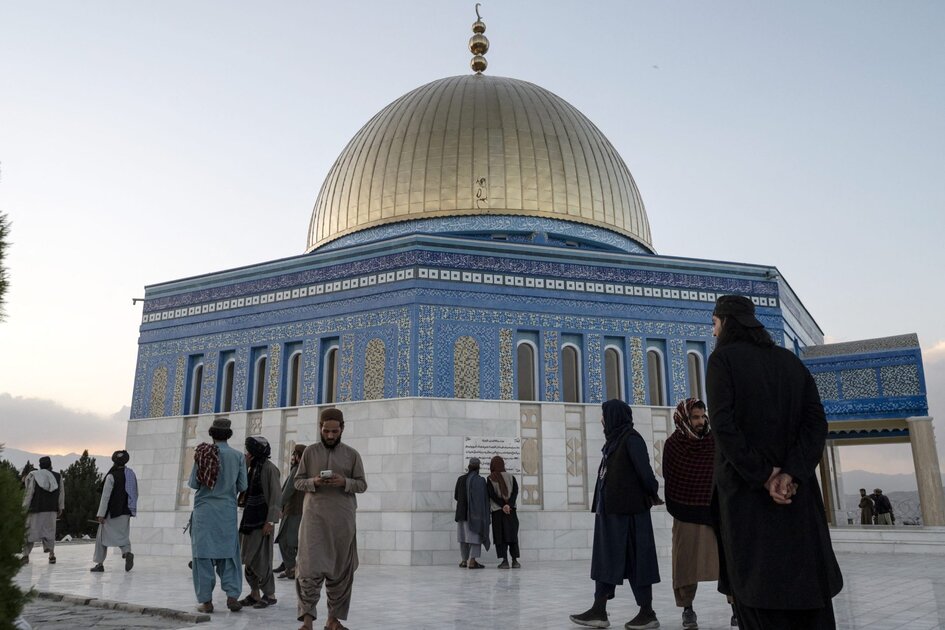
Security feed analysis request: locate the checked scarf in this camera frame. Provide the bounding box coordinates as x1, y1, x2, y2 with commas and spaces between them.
194, 442, 221, 489
663, 398, 715, 525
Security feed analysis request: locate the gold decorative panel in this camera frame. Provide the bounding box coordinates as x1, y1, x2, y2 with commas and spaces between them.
453, 336, 480, 399
149, 366, 168, 418
307, 75, 652, 252
363, 338, 386, 400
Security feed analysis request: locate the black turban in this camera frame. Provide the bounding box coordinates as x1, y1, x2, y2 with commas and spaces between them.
111, 450, 130, 466
245, 435, 271, 460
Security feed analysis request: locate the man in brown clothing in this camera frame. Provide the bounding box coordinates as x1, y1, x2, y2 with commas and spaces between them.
663, 398, 734, 629
294, 408, 367, 630
276, 443, 306, 579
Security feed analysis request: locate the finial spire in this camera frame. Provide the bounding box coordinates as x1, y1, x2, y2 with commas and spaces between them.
469, 3, 489, 74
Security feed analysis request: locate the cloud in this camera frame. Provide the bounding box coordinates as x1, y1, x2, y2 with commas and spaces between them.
0, 393, 128, 455
923, 340, 945, 364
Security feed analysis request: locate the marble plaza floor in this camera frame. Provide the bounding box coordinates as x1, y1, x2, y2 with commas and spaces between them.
15, 543, 945, 629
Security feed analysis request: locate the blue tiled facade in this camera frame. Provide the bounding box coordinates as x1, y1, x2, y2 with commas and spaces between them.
131, 229, 824, 420
802, 335, 929, 441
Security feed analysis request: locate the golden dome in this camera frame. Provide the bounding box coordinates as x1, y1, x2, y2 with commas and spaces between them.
306, 74, 652, 252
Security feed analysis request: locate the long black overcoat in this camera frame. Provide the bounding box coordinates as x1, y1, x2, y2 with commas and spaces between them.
706, 341, 843, 610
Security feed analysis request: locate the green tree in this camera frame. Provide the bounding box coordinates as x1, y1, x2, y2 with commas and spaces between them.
19, 461, 34, 482
0, 212, 9, 321
0, 443, 30, 625
0, 458, 17, 483
59, 451, 101, 540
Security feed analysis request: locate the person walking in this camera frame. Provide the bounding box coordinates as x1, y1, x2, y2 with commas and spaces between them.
21, 456, 64, 565
90, 450, 138, 573
454, 457, 491, 569
238, 436, 281, 608
870, 488, 894, 525
486, 455, 520, 569
707, 294, 843, 629
276, 443, 306, 579
663, 398, 735, 628
188, 418, 248, 614
570, 399, 662, 630
858, 489, 875, 525
295, 408, 367, 630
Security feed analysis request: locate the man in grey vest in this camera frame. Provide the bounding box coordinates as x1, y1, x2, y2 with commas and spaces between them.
21, 456, 64, 565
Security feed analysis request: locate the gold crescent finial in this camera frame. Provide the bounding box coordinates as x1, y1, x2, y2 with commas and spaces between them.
470, 4, 488, 73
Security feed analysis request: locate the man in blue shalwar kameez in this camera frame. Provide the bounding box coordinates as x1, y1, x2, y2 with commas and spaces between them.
188, 417, 248, 614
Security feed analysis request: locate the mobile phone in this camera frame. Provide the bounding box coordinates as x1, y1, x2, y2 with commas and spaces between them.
319, 470, 333, 479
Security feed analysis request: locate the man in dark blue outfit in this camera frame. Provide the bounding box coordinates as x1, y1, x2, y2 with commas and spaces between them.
570, 399, 662, 630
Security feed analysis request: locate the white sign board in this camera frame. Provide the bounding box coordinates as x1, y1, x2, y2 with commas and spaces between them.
463, 436, 521, 474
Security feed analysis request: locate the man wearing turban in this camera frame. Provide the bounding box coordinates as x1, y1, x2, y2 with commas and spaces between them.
90, 450, 138, 572
21, 456, 64, 565
238, 435, 282, 608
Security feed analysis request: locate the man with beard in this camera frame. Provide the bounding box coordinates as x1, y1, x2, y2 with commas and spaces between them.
90, 450, 138, 573
295, 408, 367, 630
239, 436, 281, 608
276, 443, 306, 580
189, 417, 247, 614
663, 398, 734, 629
21, 456, 64, 565
858, 489, 875, 525
570, 399, 662, 630
870, 488, 894, 525
454, 457, 490, 569
707, 295, 843, 629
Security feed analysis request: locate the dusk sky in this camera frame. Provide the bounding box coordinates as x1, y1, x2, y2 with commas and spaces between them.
1, 2, 943, 475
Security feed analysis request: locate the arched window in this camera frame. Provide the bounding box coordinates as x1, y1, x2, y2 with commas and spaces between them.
253, 356, 268, 410
516, 341, 538, 401
287, 352, 302, 407
561, 344, 582, 403
189, 363, 204, 415
646, 349, 666, 406
687, 351, 705, 400
322, 346, 338, 404
220, 360, 235, 412
604, 346, 624, 401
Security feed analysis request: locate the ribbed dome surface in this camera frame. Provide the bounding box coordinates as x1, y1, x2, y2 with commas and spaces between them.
307, 74, 652, 252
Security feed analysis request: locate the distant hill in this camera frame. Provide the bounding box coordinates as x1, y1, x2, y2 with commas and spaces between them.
840, 469, 945, 494
0, 447, 109, 472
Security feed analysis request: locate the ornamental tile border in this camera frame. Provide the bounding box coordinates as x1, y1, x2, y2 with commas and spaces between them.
498, 329, 514, 400
142, 257, 778, 324
629, 338, 645, 405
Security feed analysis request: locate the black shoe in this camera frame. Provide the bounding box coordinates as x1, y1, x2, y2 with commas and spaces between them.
511, 559, 521, 568
497, 560, 510, 569
569, 607, 610, 628
730, 614, 738, 627
682, 606, 697, 629
123, 552, 134, 572
624, 607, 659, 629
274, 562, 286, 573
253, 595, 277, 609
458, 560, 467, 568
90, 564, 105, 573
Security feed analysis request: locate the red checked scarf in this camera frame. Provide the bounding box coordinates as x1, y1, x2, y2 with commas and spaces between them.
194, 442, 221, 489
663, 398, 715, 525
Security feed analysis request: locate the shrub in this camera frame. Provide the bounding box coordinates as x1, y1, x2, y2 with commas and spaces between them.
0, 453, 30, 625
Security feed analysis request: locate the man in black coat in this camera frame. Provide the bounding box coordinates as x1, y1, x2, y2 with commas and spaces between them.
707, 295, 843, 629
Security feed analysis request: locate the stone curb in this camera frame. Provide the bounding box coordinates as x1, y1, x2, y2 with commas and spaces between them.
34, 591, 211, 624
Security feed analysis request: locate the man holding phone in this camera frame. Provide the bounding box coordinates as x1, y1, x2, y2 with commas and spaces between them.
294, 408, 367, 630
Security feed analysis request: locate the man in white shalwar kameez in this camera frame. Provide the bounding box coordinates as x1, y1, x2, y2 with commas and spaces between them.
21, 456, 64, 565
90, 450, 138, 572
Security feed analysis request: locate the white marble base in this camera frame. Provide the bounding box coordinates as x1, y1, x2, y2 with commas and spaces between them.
125, 399, 675, 564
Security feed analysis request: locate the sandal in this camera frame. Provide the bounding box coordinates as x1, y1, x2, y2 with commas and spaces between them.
226, 597, 243, 612
238, 595, 259, 606
253, 595, 277, 608
197, 602, 214, 614
48, 555, 56, 564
